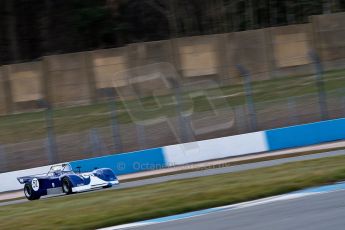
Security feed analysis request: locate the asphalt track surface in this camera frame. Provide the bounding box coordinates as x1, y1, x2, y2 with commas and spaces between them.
131, 189, 345, 230
1, 149, 345, 207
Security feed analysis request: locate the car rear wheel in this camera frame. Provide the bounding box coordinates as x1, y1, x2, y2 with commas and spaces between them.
24, 183, 41, 200
62, 177, 73, 194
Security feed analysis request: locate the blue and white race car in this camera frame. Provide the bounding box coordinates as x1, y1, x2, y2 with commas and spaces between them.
17, 163, 119, 200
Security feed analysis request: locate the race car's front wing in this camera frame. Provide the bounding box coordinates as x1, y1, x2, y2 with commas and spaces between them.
72, 174, 119, 193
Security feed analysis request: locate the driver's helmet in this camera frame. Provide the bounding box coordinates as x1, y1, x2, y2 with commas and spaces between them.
53, 170, 62, 176
62, 163, 72, 172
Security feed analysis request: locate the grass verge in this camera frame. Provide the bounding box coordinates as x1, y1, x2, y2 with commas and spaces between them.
1, 154, 345, 230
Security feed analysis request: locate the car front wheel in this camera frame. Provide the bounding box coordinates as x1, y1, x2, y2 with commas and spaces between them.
24, 183, 41, 200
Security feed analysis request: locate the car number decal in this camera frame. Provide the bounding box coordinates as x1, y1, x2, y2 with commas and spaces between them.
32, 178, 39, 191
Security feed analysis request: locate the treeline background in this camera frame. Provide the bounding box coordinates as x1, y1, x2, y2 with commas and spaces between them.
1, 0, 344, 65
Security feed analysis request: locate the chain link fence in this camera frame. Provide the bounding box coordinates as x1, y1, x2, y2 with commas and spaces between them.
0, 87, 344, 172
0, 58, 345, 172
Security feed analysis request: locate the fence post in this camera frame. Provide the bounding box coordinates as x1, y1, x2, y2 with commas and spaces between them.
89, 128, 102, 156
104, 89, 123, 153
288, 97, 299, 125
170, 79, 191, 143
309, 51, 329, 120
109, 99, 123, 153
136, 124, 147, 150
46, 106, 59, 164
234, 105, 244, 133
38, 100, 58, 164
236, 64, 257, 131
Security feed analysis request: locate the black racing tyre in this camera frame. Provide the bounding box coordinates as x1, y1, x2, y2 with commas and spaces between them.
24, 183, 41, 200
103, 184, 112, 189
62, 177, 73, 194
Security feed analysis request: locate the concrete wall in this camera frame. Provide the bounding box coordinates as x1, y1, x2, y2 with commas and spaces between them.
70, 148, 165, 175
164, 131, 267, 165
0, 12, 344, 113
90, 47, 128, 89
127, 40, 175, 68
268, 24, 314, 77
7, 62, 43, 111
0, 165, 53, 192
311, 12, 345, 70
175, 35, 224, 79
227, 29, 270, 82
266, 118, 345, 151
0, 66, 10, 114
44, 52, 93, 106
2, 117, 344, 192
123, 41, 177, 97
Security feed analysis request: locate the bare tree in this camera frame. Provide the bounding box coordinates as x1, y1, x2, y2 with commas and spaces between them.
322, 0, 332, 13
5, 0, 19, 61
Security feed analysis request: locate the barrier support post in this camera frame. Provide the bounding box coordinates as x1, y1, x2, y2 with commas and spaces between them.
38, 100, 59, 164
236, 64, 258, 131
309, 51, 329, 120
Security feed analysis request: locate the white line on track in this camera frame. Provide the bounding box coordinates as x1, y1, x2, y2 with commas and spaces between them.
98, 181, 345, 230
